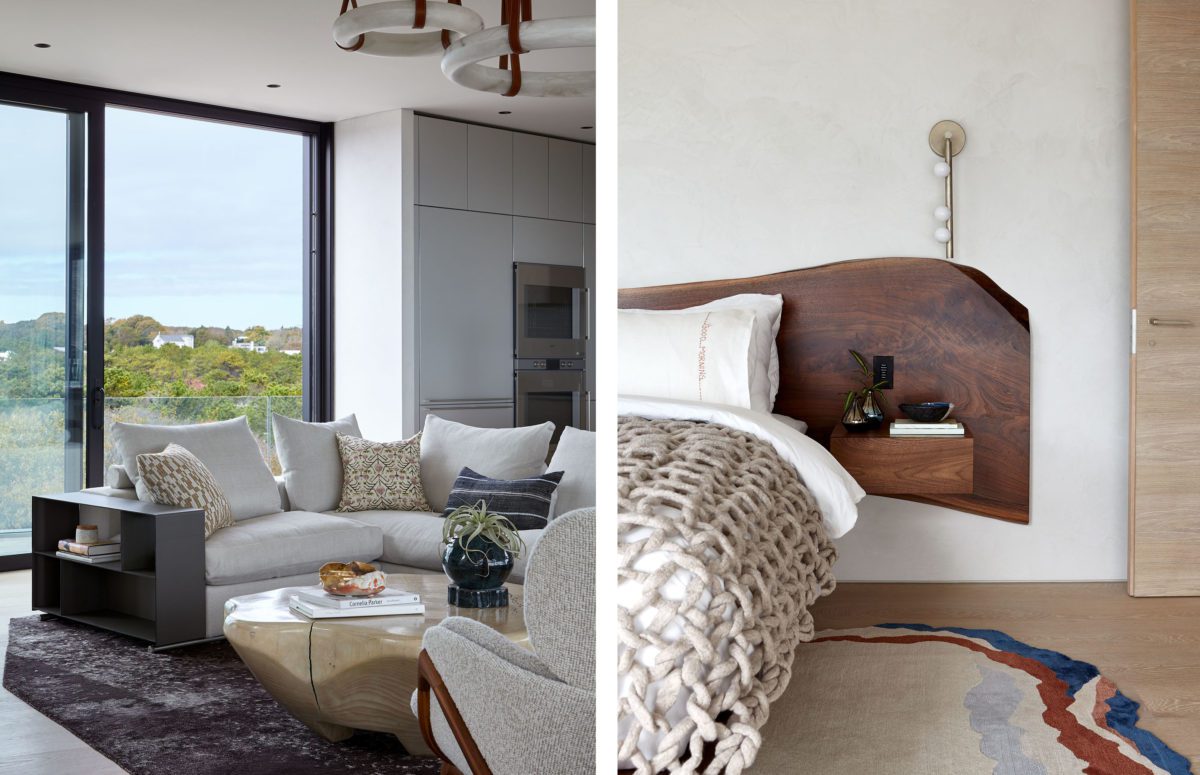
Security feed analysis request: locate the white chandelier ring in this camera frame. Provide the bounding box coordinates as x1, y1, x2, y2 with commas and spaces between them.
441, 16, 595, 98
333, 1, 485, 58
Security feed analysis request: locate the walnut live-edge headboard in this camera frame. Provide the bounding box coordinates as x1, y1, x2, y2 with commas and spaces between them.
618, 257, 1031, 524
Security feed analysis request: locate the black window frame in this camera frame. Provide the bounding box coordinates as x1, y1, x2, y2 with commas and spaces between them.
0, 72, 334, 569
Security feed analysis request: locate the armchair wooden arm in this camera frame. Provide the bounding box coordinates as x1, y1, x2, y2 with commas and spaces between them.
416, 649, 493, 775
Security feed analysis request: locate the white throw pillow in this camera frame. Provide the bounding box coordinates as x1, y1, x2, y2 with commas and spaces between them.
272, 413, 362, 513
419, 415, 555, 512
112, 416, 281, 521
618, 306, 758, 409
547, 426, 596, 516
677, 294, 783, 410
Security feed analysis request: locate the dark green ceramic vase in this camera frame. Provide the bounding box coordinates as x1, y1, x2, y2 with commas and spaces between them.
442, 536, 514, 590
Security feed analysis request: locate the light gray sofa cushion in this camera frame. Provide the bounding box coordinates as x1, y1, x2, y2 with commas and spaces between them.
419, 415, 554, 512
272, 413, 361, 512
112, 416, 281, 521
204, 510, 383, 585
105, 464, 134, 489
546, 426, 595, 517
339, 509, 541, 583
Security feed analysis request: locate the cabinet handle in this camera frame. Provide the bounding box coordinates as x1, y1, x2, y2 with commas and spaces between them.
1149, 317, 1193, 327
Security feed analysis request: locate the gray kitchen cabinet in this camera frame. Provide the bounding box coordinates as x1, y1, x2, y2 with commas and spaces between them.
512, 133, 549, 218
419, 401, 514, 431
467, 124, 513, 214
582, 144, 595, 224
417, 116, 468, 209
548, 138, 584, 222
514, 216, 584, 266
584, 224, 595, 398
417, 207, 513, 403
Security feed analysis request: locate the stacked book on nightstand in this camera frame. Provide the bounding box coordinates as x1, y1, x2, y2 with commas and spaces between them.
889, 419, 966, 437
288, 586, 425, 619
56, 539, 121, 564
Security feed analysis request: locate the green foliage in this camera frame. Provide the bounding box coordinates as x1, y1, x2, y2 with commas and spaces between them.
442, 500, 525, 560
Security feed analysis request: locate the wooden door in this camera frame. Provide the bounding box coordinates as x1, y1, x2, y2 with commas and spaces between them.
1131, 0, 1200, 595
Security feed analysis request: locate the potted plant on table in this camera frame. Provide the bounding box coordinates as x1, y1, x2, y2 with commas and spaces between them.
842, 349, 887, 431
441, 500, 525, 606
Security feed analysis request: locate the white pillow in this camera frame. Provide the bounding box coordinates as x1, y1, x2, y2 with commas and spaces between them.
547, 426, 596, 516
419, 414, 555, 512
619, 306, 759, 410
619, 294, 783, 412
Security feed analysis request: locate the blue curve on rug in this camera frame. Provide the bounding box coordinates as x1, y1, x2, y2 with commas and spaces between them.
876, 623, 1193, 775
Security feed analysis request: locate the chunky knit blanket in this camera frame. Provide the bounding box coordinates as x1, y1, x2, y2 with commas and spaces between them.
617, 416, 837, 775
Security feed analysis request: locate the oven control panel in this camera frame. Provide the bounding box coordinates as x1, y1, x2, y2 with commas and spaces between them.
515, 358, 585, 371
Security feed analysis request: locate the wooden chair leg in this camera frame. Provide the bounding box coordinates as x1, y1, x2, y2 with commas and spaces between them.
417, 649, 493, 775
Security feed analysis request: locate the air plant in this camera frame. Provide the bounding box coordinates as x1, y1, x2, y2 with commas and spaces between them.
441, 500, 526, 563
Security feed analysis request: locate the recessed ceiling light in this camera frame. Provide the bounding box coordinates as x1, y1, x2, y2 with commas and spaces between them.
34, 43, 51, 49
266, 83, 281, 89
498, 110, 512, 115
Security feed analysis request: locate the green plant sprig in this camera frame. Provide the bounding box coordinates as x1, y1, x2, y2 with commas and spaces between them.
442, 500, 526, 563
845, 349, 888, 410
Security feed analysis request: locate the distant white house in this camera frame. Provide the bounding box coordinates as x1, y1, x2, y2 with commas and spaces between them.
281, 349, 301, 356
231, 336, 268, 354
153, 333, 195, 349
0, 350, 11, 362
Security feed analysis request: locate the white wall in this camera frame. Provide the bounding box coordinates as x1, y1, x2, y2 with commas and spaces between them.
333, 109, 412, 441
619, 0, 1130, 580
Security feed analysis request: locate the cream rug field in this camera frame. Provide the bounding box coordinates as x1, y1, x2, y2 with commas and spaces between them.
752, 625, 1191, 775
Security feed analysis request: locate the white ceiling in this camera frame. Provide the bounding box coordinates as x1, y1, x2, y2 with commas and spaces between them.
0, 0, 595, 139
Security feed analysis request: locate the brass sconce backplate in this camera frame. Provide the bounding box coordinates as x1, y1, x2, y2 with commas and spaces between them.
928, 120, 967, 157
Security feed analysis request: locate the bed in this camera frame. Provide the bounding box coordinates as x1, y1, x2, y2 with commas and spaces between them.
616, 257, 1031, 774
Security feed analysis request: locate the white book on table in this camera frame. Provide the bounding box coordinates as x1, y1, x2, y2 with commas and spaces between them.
891, 419, 962, 430
56, 551, 121, 564
294, 585, 420, 610
289, 596, 425, 619
889, 428, 965, 436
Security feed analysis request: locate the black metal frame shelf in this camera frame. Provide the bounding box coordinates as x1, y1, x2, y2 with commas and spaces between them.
32, 492, 206, 649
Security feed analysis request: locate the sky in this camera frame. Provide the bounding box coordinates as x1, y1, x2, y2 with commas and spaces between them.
0, 104, 303, 329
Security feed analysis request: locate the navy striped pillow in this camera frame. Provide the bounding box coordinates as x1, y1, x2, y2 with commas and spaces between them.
442, 467, 564, 530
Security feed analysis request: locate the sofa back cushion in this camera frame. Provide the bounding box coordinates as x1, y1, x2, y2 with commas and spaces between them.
419, 415, 555, 512
112, 416, 281, 521
546, 426, 595, 517
136, 443, 235, 539
272, 413, 362, 512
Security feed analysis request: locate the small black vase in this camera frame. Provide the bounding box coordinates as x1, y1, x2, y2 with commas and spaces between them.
861, 391, 885, 429
442, 536, 514, 590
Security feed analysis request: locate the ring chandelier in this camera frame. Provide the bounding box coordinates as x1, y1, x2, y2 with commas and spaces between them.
333, 0, 595, 98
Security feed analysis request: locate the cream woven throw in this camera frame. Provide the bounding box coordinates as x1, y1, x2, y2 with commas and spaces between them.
617, 416, 837, 775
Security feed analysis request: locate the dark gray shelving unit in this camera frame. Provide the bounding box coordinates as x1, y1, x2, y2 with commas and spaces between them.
32, 492, 206, 649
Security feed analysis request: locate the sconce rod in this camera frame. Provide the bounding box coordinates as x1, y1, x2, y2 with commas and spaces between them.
929, 119, 966, 261
944, 136, 953, 259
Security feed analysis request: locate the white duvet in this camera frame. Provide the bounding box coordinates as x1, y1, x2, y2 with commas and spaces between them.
616, 395, 864, 770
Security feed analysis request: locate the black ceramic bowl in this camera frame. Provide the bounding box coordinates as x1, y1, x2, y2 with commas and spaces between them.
899, 402, 955, 423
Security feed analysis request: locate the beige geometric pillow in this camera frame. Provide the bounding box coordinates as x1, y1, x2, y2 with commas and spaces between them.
136, 443, 235, 539
334, 432, 430, 512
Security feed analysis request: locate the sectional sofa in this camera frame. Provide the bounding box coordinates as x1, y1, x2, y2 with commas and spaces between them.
82, 413, 596, 639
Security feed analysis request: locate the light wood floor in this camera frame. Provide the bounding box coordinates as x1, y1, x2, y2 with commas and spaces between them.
777, 582, 1200, 769
0, 570, 124, 774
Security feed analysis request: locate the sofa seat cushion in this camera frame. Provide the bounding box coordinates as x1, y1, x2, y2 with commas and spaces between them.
338, 510, 542, 581
205, 510, 383, 585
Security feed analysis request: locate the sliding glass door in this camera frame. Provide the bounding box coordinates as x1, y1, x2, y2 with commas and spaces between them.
0, 101, 86, 567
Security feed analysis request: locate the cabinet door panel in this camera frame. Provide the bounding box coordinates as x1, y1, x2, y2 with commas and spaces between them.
514, 217, 584, 266
420, 402, 514, 430
418, 207, 514, 402
548, 139, 584, 222
512, 133, 549, 218
582, 144, 595, 224
467, 125, 512, 214
417, 117, 468, 209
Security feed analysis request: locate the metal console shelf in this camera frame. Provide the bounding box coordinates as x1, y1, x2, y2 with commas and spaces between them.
31, 491, 206, 650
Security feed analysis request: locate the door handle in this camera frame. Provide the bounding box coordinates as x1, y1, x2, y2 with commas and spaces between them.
1149, 317, 1193, 327
90, 386, 105, 430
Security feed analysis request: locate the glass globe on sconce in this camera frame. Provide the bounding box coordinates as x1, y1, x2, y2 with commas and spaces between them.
934, 227, 951, 244
933, 161, 950, 178
934, 205, 951, 222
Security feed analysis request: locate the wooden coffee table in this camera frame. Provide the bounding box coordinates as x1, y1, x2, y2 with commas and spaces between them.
223, 573, 527, 755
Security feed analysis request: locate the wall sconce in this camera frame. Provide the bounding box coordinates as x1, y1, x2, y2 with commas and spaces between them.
929, 120, 966, 259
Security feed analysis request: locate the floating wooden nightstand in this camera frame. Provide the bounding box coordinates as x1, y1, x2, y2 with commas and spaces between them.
829, 425, 974, 495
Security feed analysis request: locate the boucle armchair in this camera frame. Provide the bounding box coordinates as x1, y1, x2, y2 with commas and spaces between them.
412, 507, 595, 775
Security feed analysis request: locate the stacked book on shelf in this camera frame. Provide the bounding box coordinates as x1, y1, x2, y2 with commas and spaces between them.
56, 539, 121, 564
288, 586, 425, 619
889, 419, 966, 437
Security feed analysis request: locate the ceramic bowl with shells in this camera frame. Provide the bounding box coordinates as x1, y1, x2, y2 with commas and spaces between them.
319, 560, 387, 596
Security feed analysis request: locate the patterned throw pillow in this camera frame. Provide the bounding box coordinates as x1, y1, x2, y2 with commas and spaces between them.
335, 432, 430, 512
442, 467, 564, 530
136, 443, 235, 539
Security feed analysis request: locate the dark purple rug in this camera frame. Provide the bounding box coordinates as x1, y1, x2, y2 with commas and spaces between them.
3, 615, 440, 775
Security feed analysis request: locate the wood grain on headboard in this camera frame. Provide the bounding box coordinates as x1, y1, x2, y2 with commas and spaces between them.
618, 257, 1031, 524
